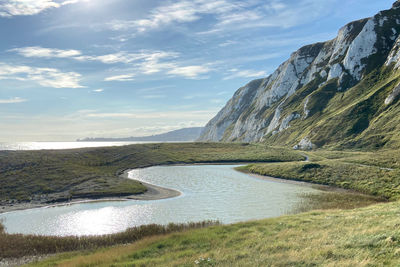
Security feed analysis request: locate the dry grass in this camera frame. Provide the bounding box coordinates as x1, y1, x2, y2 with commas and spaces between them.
0, 221, 218, 259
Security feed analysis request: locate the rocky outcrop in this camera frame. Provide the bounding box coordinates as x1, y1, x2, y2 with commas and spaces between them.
293, 138, 315, 150
385, 82, 400, 105
199, 2, 400, 149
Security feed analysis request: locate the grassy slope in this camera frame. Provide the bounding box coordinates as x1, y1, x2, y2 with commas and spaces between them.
0, 143, 303, 204
239, 149, 400, 200
262, 66, 400, 149
31, 201, 400, 267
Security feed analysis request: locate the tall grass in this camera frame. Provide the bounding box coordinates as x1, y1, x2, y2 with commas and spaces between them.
0, 221, 218, 259
291, 191, 384, 214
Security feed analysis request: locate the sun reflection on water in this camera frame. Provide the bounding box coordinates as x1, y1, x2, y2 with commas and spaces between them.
55, 205, 155, 236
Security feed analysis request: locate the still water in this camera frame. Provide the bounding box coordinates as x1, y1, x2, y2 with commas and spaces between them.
0, 141, 154, 151
0, 165, 322, 236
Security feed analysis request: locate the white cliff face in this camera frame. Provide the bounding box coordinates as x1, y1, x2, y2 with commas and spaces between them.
279, 113, 301, 132
303, 96, 310, 119
293, 137, 315, 150
199, 4, 399, 145
385, 82, 400, 105
266, 104, 282, 134
199, 79, 265, 141
379, 16, 388, 27
329, 24, 354, 63
343, 18, 377, 80
327, 63, 343, 81
391, 28, 397, 40
254, 60, 299, 111
385, 35, 400, 68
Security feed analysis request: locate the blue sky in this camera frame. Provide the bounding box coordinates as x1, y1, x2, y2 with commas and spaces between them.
0, 0, 394, 141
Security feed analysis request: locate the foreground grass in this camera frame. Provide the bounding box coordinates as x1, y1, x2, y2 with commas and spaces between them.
0, 143, 303, 204
0, 221, 217, 259
29, 201, 400, 266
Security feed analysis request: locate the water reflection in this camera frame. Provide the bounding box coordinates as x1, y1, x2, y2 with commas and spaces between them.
0, 141, 151, 151
0, 165, 321, 236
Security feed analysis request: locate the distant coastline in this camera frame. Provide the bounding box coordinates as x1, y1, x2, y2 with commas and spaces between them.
78, 127, 204, 142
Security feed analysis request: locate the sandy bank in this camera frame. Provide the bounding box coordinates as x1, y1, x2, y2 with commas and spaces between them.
0, 169, 181, 214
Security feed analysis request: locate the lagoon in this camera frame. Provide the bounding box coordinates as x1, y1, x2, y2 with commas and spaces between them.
0, 165, 322, 236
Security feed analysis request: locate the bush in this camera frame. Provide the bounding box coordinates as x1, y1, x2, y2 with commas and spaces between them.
301, 163, 321, 171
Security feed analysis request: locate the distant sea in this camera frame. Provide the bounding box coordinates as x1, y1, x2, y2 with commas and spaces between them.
0, 141, 156, 151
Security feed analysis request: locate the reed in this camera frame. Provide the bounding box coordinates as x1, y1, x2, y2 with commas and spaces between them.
0, 221, 218, 259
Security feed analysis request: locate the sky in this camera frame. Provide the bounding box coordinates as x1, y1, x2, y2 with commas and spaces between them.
0, 0, 395, 141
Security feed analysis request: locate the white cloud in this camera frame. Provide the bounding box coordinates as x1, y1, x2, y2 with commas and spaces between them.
102, 53, 211, 80
77, 52, 148, 64
167, 65, 210, 79
11, 46, 212, 79
0, 0, 83, 17
210, 98, 224, 104
12, 46, 176, 70
12, 46, 150, 64
0, 97, 27, 104
92, 88, 104, 92
104, 74, 135, 82
142, 94, 166, 99
219, 40, 238, 47
85, 110, 218, 120
107, 0, 336, 36
108, 2, 194, 31
0, 62, 84, 88
216, 91, 228, 95
137, 85, 176, 93
11, 47, 81, 58
224, 68, 267, 80
107, 0, 241, 33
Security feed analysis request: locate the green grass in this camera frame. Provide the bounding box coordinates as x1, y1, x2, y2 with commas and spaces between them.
238, 147, 400, 200
290, 190, 384, 213
239, 160, 400, 199
0, 221, 218, 259
0, 143, 303, 205
28, 201, 400, 267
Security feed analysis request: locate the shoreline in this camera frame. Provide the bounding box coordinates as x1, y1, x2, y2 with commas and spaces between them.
0, 162, 273, 214
239, 169, 386, 198
0, 169, 181, 215
0, 161, 365, 215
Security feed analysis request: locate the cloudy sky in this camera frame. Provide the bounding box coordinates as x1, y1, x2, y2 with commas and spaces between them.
0, 0, 394, 141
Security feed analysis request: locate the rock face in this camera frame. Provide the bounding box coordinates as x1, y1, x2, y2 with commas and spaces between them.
199, 2, 400, 149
